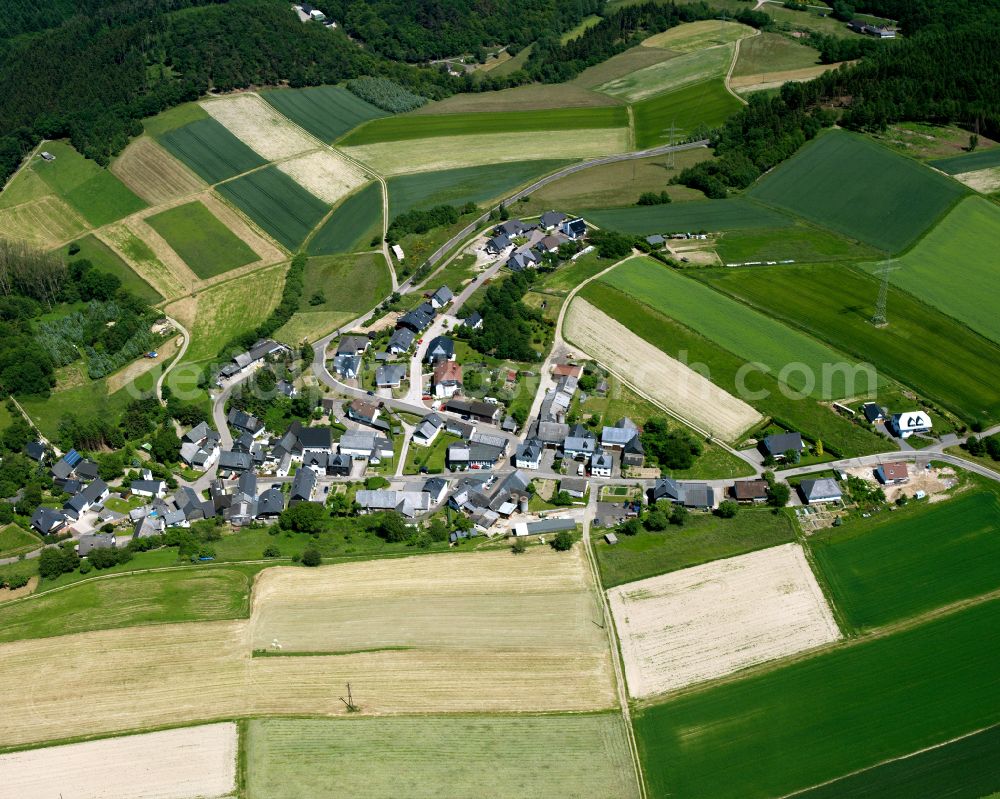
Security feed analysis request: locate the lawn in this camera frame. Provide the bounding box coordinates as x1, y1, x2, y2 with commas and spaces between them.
404, 433, 459, 475
930, 147, 1000, 175
578, 283, 890, 457
595, 508, 795, 588
582, 198, 793, 234
809, 488, 1000, 632
60, 234, 162, 303
792, 723, 1000, 799
146, 200, 258, 279
596, 43, 734, 102
339, 106, 628, 146
632, 79, 742, 147
216, 166, 329, 251
700, 262, 1000, 423
748, 130, 969, 253
33, 140, 147, 227
0, 526, 42, 559
861, 197, 1000, 345
245, 714, 639, 798
601, 257, 882, 400
158, 118, 267, 184
0, 567, 256, 643
634, 596, 1000, 799
19, 369, 140, 440
261, 85, 387, 143
422, 253, 478, 292
387, 159, 573, 218
715, 222, 883, 263
275, 253, 391, 344
308, 182, 383, 255
732, 31, 821, 76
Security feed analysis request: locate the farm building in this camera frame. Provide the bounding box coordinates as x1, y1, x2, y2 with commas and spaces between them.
444, 398, 501, 424
512, 517, 576, 537
890, 411, 932, 439
561, 477, 589, 498
649, 478, 715, 508
553, 363, 582, 379
876, 463, 909, 484
799, 478, 843, 505
391, 244, 405, 260
355, 489, 430, 518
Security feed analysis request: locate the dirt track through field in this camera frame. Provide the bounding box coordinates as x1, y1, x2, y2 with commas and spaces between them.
0, 723, 237, 799
564, 298, 760, 440
608, 543, 840, 697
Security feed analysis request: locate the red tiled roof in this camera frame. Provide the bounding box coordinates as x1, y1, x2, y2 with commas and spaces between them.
553, 363, 582, 378
433, 361, 463, 384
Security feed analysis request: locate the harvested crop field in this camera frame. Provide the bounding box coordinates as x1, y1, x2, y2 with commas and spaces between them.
597, 43, 734, 102
643, 19, 755, 51
342, 128, 629, 175
201, 93, 317, 160
0, 195, 87, 248
0, 723, 237, 799
413, 83, 622, 113
277, 149, 367, 204
110, 136, 205, 204
564, 296, 760, 440
261, 85, 386, 143
609, 543, 840, 697
731, 63, 842, 94
246, 714, 640, 799
158, 118, 267, 184
98, 221, 194, 301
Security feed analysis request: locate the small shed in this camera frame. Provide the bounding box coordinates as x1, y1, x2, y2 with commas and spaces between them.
604, 532, 618, 545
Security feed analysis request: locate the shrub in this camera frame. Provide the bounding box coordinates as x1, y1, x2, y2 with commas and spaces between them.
550, 530, 574, 551
263, 545, 281, 558
5, 573, 30, 589
714, 500, 739, 518
511, 538, 527, 554
301, 547, 322, 567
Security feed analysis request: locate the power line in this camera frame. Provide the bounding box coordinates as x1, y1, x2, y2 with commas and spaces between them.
872, 260, 899, 327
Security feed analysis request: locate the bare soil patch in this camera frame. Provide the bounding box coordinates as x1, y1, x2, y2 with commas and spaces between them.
954, 166, 1000, 193
202, 94, 318, 160
277, 150, 367, 204
106, 333, 179, 394
111, 137, 205, 205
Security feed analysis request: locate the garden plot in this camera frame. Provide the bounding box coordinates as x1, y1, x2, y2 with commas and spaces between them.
609, 543, 840, 697
277, 149, 368, 205
0, 723, 237, 799
201, 93, 318, 161
564, 298, 760, 440
110, 136, 205, 204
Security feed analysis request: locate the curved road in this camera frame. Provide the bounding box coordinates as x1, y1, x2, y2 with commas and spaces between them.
155, 316, 190, 406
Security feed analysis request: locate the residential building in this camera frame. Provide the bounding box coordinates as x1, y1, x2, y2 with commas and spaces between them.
339, 430, 394, 461
564, 425, 597, 460
412, 413, 444, 447
299, 427, 333, 455
539, 210, 567, 230
876, 463, 909, 484
25, 441, 46, 463
387, 327, 415, 355
423, 477, 449, 504
485, 233, 511, 255
256, 487, 286, 518
515, 439, 543, 470
560, 477, 588, 499
78, 533, 116, 557
890, 411, 932, 439
650, 477, 683, 504
331, 353, 361, 379
355, 489, 430, 518
376, 364, 407, 388
218, 450, 253, 474
31, 507, 67, 536
227, 408, 265, 438
862, 402, 887, 423
496, 219, 531, 237
130, 479, 166, 499
430, 286, 454, 308
444, 398, 500, 424
424, 336, 455, 363
591, 450, 613, 477
560, 218, 587, 240
336, 335, 370, 356
463, 311, 483, 330
682, 483, 715, 509
760, 432, 804, 460
398, 307, 435, 333
799, 478, 843, 505
433, 361, 463, 398
289, 468, 317, 504
347, 398, 380, 427
731, 479, 769, 503
63, 479, 109, 519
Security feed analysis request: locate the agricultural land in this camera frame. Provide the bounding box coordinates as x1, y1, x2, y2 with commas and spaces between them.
261, 85, 387, 143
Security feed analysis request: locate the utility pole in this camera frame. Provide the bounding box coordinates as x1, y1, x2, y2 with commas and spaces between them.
871, 261, 899, 327
340, 682, 359, 713
662, 119, 680, 168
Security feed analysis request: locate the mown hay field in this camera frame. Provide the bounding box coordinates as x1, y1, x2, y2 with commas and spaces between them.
341, 128, 629, 175
699, 262, 1000, 422
261, 85, 386, 143
413, 82, 622, 114
610, 543, 839, 697
563, 296, 761, 440
863, 196, 1000, 345
0, 723, 238, 799
216, 166, 329, 251
602, 257, 883, 400
339, 106, 628, 146
308, 182, 383, 255
596, 43, 734, 102
715, 222, 882, 264
33, 140, 147, 227
571, 44, 678, 89
643, 19, 755, 51
246, 715, 640, 799
583, 197, 791, 234
748, 130, 968, 252
387, 159, 572, 218
632, 79, 741, 147
595, 508, 796, 588
201, 93, 317, 160
146, 199, 259, 279
110, 136, 205, 205
731, 63, 842, 95
158, 118, 267, 184
732, 31, 820, 75
0, 195, 87, 249
277, 149, 367, 205
809, 489, 1000, 632
0, 567, 254, 644
634, 596, 1000, 799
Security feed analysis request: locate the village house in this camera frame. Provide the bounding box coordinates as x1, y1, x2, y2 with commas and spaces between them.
376, 364, 407, 389
337, 335, 370, 357
862, 402, 887, 423
424, 336, 455, 364
485, 233, 512, 255
560, 476, 588, 499
130, 479, 166, 499
430, 286, 454, 309
799, 478, 843, 505
433, 361, 463, 398
515, 439, 543, 470
876, 462, 909, 484
355, 489, 430, 518
889, 411, 932, 439
387, 327, 415, 355
564, 425, 598, 460
255, 486, 286, 519
31, 507, 68, 536
289, 468, 317, 504
591, 450, 613, 477
423, 477, 449, 504
539, 210, 567, 230
347, 398, 381, 427
760, 432, 804, 461
731, 479, 769, 503
331, 353, 361, 379
444, 397, 501, 425
463, 311, 483, 330
412, 413, 444, 447
78, 532, 116, 557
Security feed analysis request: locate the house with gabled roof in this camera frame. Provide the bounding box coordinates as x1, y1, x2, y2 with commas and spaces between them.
376, 363, 407, 388
463, 311, 482, 330
424, 336, 455, 364
539, 210, 567, 230
430, 286, 454, 308
560, 218, 587, 240
485, 233, 511, 255
799, 478, 842, 505
347, 398, 381, 427
31, 507, 67, 536
433, 361, 463, 398
515, 439, 542, 470
336, 335, 370, 356
331, 353, 361, 380
256, 486, 285, 518
412, 413, 444, 447
760, 432, 804, 461
289, 468, 317, 504
387, 327, 415, 355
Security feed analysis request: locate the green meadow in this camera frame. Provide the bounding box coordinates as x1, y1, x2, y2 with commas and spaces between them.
261, 85, 387, 142
631, 80, 741, 147
583, 198, 792, 234
716, 222, 883, 264
158, 118, 267, 184
930, 147, 1000, 174
60, 234, 162, 303
596, 43, 734, 102
146, 200, 258, 279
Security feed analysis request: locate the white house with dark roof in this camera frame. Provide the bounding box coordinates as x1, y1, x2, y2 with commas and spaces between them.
412, 413, 444, 447
890, 411, 932, 439
430, 286, 454, 308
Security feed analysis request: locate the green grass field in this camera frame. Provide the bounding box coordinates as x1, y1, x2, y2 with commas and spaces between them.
595, 508, 795, 588
793, 723, 1000, 799
930, 147, 1000, 175
158, 118, 267, 184
34, 141, 147, 227
261, 85, 387, 143
245, 714, 640, 799
0, 567, 254, 643
387, 159, 572, 218
275, 253, 391, 344
809, 489, 1000, 632
560, 13, 602, 43
0, 162, 51, 209
643, 19, 755, 52
308, 182, 383, 255
632, 79, 742, 147
571, 44, 678, 89
861, 197, 1000, 345
340, 106, 628, 146
141, 101, 209, 138
748, 131, 968, 252
146, 200, 258, 279
60, 234, 162, 303
635, 595, 1000, 799
413, 83, 622, 114
597, 43, 734, 102
216, 167, 329, 251
583, 198, 792, 234
577, 283, 890, 457
601, 258, 880, 399
733, 31, 820, 75
699, 263, 1000, 422
0, 525, 42, 559
716, 222, 883, 263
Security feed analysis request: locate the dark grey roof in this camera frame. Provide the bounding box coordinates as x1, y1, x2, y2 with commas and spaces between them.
487, 233, 511, 252
651, 477, 682, 503
50, 459, 74, 480
219, 451, 252, 472
228, 408, 264, 434
183, 422, 210, 443
464, 311, 482, 328
290, 467, 317, 501
130, 480, 163, 494
25, 441, 45, 461
337, 335, 369, 355
78, 533, 114, 556
256, 486, 286, 516
540, 210, 566, 228
376, 364, 407, 385
800, 478, 842, 502
763, 432, 804, 456
425, 336, 455, 362
299, 427, 333, 450
682, 483, 714, 508
31, 507, 65, 534
237, 470, 258, 498
431, 286, 454, 304
75, 460, 99, 480
398, 308, 434, 332
388, 327, 415, 351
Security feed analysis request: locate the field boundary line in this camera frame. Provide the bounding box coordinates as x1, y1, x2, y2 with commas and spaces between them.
725, 28, 758, 106
780, 721, 1000, 798
0, 139, 45, 195
155, 315, 191, 405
